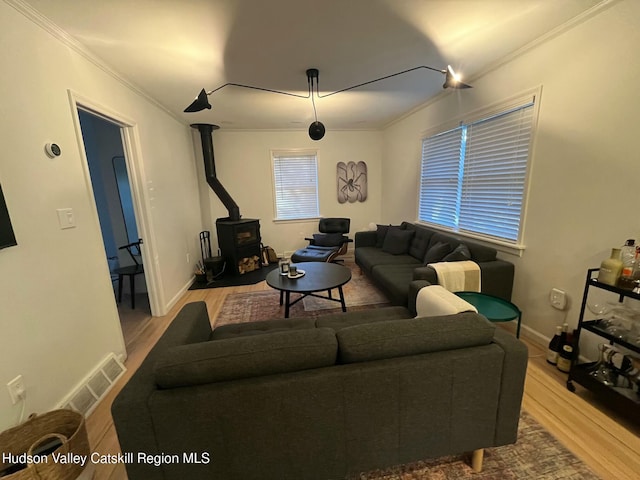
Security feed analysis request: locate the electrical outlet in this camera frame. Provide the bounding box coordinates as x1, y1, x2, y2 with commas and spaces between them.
7, 375, 25, 404
186, 253, 191, 264
550, 288, 567, 310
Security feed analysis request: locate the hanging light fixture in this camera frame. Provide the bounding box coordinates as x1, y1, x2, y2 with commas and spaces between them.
184, 64, 471, 140
305, 68, 325, 140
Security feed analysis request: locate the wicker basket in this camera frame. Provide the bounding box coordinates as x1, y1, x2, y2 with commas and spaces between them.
0, 409, 91, 480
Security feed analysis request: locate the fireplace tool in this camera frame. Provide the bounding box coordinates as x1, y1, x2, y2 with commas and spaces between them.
199, 231, 225, 282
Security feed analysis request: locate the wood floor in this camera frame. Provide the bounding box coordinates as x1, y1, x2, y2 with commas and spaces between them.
87, 278, 640, 480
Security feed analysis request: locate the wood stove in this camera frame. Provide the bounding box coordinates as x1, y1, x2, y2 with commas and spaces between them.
216, 218, 262, 275
191, 123, 264, 276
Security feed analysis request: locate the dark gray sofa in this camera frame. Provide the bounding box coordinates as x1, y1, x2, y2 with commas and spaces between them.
355, 221, 515, 305
112, 296, 528, 480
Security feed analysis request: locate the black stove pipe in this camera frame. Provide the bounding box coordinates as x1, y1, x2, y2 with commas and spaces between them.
191, 123, 241, 221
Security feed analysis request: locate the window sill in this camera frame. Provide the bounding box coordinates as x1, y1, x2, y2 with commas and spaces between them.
415, 221, 526, 257
273, 217, 321, 225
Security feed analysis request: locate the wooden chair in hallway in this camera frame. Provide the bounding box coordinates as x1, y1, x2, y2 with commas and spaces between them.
114, 240, 144, 309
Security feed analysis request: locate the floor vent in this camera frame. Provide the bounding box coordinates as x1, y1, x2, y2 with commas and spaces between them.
60, 353, 126, 416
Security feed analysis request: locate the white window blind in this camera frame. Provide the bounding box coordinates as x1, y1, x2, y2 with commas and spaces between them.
272, 152, 319, 220
419, 128, 464, 229
419, 99, 535, 244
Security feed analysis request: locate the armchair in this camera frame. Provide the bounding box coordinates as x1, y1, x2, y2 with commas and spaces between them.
291, 217, 352, 263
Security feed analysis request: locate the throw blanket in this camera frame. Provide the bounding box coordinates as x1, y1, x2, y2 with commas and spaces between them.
415, 285, 477, 317
427, 260, 481, 292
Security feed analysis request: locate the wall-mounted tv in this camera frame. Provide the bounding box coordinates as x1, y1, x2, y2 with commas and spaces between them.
0, 183, 17, 250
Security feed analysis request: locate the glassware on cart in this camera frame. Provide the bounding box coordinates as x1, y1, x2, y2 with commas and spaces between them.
629, 318, 640, 347
588, 344, 617, 386
586, 301, 612, 317
597, 304, 636, 341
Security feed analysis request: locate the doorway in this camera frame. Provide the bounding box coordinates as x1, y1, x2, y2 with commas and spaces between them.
77, 108, 152, 348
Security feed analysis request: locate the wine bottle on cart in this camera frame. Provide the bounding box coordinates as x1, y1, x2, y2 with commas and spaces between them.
546, 326, 562, 365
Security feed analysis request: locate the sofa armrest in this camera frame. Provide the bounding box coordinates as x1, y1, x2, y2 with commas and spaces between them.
407, 280, 431, 316
413, 260, 514, 302
477, 260, 515, 301
491, 328, 528, 445
355, 231, 377, 248
412, 265, 437, 283
112, 302, 212, 480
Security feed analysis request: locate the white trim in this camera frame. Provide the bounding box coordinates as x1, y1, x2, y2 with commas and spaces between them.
166, 276, 195, 313
384, 0, 617, 130
419, 87, 541, 140
6, 0, 182, 124
272, 217, 320, 225
67, 90, 166, 316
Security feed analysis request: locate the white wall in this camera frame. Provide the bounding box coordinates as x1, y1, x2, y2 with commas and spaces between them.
382, 0, 640, 356
0, 1, 202, 429
201, 129, 383, 256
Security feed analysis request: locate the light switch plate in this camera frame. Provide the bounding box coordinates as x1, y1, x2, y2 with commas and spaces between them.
57, 208, 76, 229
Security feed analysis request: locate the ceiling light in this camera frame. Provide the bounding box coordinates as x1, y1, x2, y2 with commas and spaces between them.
184, 88, 211, 112
184, 64, 472, 140
443, 65, 472, 89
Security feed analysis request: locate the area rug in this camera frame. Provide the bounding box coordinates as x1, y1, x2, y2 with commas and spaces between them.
302, 264, 388, 311
215, 290, 391, 326
351, 410, 600, 479
215, 263, 390, 325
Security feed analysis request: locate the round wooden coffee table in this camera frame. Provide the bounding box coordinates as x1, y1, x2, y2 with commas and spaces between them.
266, 262, 352, 318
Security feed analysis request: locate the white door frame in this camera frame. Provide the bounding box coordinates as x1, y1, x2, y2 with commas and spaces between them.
68, 89, 165, 316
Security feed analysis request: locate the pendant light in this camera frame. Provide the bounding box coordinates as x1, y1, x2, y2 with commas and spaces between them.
184, 64, 471, 140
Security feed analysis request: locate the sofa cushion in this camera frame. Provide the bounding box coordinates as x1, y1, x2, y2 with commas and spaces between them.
370, 264, 418, 305
382, 227, 415, 255
315, 306, 413, 331
423, 241, 452, 264
428, 233, 497, 263
466, 242, 497, 263
155, 328, 337, 388
443, 243, 471, 262
313, 232, 345, 247
336, 313, 495, 364
406, 226, 434, 261
375, 224, 391, 248
210, 318, 316, 340
355, 247, 421, 274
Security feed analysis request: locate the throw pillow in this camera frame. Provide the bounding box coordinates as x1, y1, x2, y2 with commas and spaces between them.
375, 224, 391, 248
382, 227, 415, 255
423, 241, 452, 264
313, 232, 345, 247
443, 243, 471, 262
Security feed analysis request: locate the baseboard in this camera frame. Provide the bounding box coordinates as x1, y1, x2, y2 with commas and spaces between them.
164, 276, 195, 315
519, 324, 549, 349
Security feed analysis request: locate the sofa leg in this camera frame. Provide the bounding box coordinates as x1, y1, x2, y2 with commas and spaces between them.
471, 448, 484, 472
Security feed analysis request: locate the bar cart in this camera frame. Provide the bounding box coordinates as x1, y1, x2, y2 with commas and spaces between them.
567, 268, 640, 421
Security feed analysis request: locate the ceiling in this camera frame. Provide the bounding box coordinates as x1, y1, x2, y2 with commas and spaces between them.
23, 0, 604, 131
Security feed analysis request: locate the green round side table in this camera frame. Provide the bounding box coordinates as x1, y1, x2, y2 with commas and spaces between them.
455, 291, 522, 338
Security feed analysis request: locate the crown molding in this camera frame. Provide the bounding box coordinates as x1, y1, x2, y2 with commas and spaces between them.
4, 0, 184, 124
384, 0, 619, 130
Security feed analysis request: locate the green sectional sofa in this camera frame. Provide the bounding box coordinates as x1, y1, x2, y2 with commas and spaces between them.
355, 221, 515, 305
112, 295, 527, 480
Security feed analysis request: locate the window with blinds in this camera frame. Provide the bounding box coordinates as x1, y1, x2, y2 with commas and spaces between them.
272, 152, 319, 220
418, 98, 535, 244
